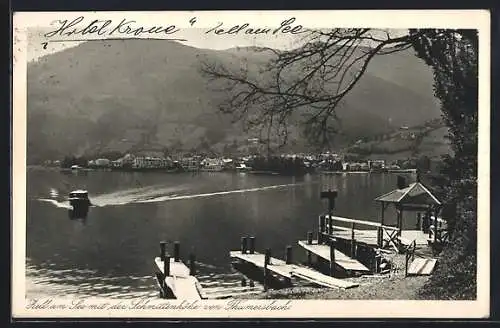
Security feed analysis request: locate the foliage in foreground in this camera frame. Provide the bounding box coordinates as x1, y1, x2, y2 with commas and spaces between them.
412, 30, 478, 300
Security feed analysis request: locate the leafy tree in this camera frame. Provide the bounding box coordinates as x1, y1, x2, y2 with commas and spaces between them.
410, 29, 477, 300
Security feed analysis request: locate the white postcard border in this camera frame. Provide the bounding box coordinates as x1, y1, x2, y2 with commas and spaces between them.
12, 10, 491, 318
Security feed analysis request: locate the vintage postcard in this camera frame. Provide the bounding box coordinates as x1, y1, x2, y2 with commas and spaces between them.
12, 10, 490, 318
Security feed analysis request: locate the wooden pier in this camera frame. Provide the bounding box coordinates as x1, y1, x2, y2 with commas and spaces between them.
297, 240, 370, 272
230, 238, 358, 289
154, 241, 206, 300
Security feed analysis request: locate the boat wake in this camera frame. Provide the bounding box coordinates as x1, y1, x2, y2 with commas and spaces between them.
38, 198, 73, 209
136, 183, 301, 204
37, 183, 300, 209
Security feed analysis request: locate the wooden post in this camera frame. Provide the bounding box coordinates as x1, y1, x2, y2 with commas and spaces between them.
416, 212, 422, 230
285, 246, 293, 264
160, 241, 167, 261
174, 241, 180, 262
329, 238, 336, 277
264, 248, 271, 291
159, 241, 167, 291
434, 209, 438, 243
328, 215, 333, 235
350, 223, 356, 258
318, 215, 326, 244
306, 232, 312, 265
321, 189, 338, 236
405, 252, 409, 277
164, 255, 170, 277
241, 237, 248, 254
377, 226, 383, 248
380, 202, 386, 226
189, 252, 196, 275
397, 206, 403, 238
249, 236, 255, 254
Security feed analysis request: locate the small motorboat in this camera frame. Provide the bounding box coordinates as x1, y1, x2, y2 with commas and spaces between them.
68, 190, 92, 218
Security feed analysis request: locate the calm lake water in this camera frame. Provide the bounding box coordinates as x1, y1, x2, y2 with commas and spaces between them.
26, 168, 417, 299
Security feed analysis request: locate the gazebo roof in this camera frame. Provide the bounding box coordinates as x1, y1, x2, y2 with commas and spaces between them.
374, 182, 442, 206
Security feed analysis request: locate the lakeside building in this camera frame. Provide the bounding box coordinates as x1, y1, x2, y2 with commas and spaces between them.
200, 158, 225, 172
368, 160, 386, 171
95, 158, 111, 167
180, 157, 201, 171
133, 156, 172, 169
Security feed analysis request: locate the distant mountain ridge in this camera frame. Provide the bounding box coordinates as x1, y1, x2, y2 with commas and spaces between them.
27, 37, 442, 163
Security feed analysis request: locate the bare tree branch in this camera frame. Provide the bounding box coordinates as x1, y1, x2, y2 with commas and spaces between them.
199, 28, 425, 150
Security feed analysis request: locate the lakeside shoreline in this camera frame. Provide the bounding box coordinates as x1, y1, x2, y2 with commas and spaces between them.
235, 253, 430, 300
28, 165, 418, 176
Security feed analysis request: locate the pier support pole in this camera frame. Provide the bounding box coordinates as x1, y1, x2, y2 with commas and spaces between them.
320, 189, 338, 237
285, 246, 293, 264
264, 248, 271, 292
396, 205, 403, 238
319, 215, 326, 244
249, 236, 255, 254
328, 215, 333, 235
160, 241, 167, 262
306, 232, 313, 265
164, 255, 170, 277
329, 238, 336, 277
434, 209, 439, 244
405, 252, 410, 277
241, 237, 248, 254
189, 252, 196, 275
377, 226, 383, 248
379, 202, 386, 248
351, 223, 356, 258
159, 241, 167, 291
174, 241, 180, 262
375, 253, 381, 273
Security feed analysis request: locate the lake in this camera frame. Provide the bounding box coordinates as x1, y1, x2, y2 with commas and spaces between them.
26, 168, 417, 299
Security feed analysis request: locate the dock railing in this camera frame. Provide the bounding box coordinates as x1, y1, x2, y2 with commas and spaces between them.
318, 215, 401, 251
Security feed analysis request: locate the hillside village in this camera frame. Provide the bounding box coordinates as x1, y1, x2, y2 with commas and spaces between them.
42, 117, 449, 176
27, 37, 443, 166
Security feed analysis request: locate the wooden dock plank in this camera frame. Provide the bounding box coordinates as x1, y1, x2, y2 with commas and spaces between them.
164, 276, 203, 300
291, 267, 358, 289
229, 251, 294, 278
155, 257, 190, 277
154, 257, 203, 300
297, 240, 370, 272
407, 258, 437, 275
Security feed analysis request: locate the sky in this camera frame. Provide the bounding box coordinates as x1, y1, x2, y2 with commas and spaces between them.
17, 10, 486, 62
26, 26, 409, 63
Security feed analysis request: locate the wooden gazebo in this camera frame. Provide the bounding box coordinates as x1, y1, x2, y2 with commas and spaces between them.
374, 177, 443, 246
